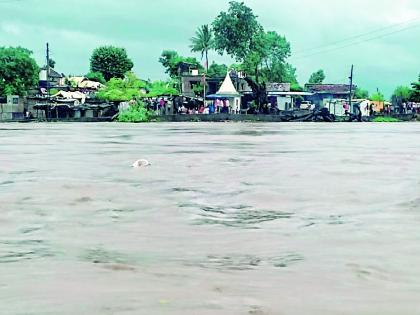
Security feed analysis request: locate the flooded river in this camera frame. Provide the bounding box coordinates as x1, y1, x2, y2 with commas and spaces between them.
1, 122, 419, 315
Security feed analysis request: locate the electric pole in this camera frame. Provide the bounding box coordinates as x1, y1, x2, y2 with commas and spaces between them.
349, 64, 354, 112
46, 42, 50, 120
203, 72, 206, 107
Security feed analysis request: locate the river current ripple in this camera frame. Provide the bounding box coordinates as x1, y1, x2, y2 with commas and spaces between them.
0, 122, 419, 315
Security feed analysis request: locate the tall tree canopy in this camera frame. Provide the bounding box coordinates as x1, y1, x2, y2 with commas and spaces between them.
159, 50, 203, 78
212, 2, 294, 84
308, 70, 326, 84
258, 31, 292, 83
90, 46, 134, 81
0, 46, 39, 96
212, 1, 263, 62
190, 24, 214, 72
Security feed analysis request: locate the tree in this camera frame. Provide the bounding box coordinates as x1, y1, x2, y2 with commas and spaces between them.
146, 80, 178, 97
308, 70, 326, 84
370, 92, 385, 102
96, 72, 147, 101
290, 83, 304, 92
212, 1, 263, 62
259, 31, 291, 81
410, 74, 420, 102
207, 62, 228, 78
191, 82, 204, 97
239, 30, 292, 84
0, 46, 39, 96
241, 32, 267, 82
90, 46, 134, 81
354, 87, 369, 99
159, 50, 203, 78
261, 61, 297, 83
392, 86, 412, 102
190, 24, 214, 72
48, 58, 56, 69
86, 71, 106, 84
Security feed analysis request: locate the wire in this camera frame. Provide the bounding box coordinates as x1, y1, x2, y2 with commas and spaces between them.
293, 17, 420, 55
0, 0, 25, 3
290, 22, 420, 60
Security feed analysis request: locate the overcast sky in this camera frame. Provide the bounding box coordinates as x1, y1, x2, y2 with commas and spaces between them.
1, 0, 419, 97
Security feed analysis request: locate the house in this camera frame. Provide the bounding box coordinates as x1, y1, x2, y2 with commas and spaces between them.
305, 84, 356, 108
52, 90, 87, 105
265, 83, 309, 111
68, 76, 103, 90
39, 67, 65, 88
181, 74, 204, 98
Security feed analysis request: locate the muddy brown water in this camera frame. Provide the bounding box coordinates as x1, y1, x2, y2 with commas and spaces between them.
0, 122, 419, 315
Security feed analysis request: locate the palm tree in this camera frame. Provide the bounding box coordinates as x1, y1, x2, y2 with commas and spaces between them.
190, 24, 214, 72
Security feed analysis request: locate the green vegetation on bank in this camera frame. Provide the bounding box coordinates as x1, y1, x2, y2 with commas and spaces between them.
118, 101, 151, 123
372, 116, 402, 122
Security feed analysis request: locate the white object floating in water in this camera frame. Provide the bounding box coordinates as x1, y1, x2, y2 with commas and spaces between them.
132, 159, 151, 168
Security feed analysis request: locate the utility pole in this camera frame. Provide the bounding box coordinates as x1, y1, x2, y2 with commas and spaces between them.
203, 72, 206, 106
348, 64, 354, 112
46, 42, 50, 120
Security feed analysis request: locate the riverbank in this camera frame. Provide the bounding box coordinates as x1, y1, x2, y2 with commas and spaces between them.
154, 113, 418, 123
0, 113, 417, 123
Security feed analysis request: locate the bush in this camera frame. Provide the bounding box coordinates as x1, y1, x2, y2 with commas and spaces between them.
118, 101, 150, 123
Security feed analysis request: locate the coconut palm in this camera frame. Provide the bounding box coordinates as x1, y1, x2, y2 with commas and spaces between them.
190, 24, 214, 72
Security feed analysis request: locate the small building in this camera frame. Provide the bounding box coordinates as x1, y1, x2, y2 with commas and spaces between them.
0, 95, 24, 121
269, 91, 314, 111
181, 74, 204, 98
305, 84, 356, 108
39, 67, 65, 88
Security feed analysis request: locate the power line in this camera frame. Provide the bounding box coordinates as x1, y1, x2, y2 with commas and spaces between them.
290, 22, 420, 60
293, 17, 420, 55
0, 0, 25, 3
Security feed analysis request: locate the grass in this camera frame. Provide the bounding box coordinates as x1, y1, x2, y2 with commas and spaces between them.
372, 116, 402, 123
